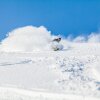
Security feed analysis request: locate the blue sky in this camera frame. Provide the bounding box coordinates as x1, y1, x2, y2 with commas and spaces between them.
0, 0, 100, 41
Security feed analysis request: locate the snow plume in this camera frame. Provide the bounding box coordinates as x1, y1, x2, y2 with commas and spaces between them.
68, 33, 100, 43
0, 25, 100, 52
72, 36, 86, 43
0, 26, 52, 52
88, 33, 100, 43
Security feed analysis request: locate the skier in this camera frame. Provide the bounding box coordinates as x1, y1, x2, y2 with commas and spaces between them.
51, 36, 63, 51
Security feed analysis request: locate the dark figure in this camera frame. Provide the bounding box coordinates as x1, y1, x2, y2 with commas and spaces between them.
52, 37, 61, 43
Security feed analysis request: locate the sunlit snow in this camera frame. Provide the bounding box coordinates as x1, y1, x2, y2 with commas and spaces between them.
0, 26, 100, 100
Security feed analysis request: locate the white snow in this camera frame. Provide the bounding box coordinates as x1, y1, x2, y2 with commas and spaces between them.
0, 43, 100, 99
0, 26, 52, 52
0, 26, 100, 99
0, 87, 99, 100
51, 41, 63, 51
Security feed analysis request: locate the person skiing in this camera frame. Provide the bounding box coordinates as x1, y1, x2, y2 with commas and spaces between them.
51, 36, 63, 51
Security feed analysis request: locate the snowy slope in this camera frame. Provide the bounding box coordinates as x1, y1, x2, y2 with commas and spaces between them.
0, 43, 100, 100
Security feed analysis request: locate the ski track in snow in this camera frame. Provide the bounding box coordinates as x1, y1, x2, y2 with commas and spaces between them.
0, 60, 32, 66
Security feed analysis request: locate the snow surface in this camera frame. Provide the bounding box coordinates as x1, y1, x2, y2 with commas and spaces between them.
0, 43, 100, 100
0, 26, 100, 100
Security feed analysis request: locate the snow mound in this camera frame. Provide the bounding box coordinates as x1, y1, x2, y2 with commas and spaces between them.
0, 26, 52, 52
